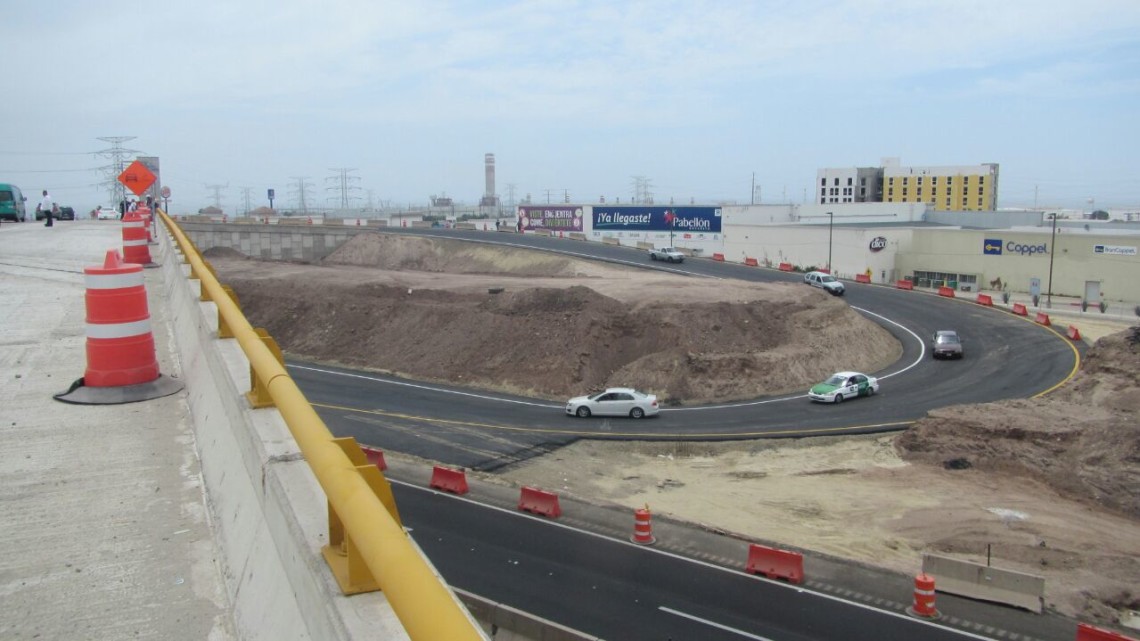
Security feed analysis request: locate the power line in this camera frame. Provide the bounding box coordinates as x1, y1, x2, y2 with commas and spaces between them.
289, 176, 315, 214
325, 168, 361, 210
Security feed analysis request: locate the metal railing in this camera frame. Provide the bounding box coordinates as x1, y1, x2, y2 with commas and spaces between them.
159, 210, 484, 641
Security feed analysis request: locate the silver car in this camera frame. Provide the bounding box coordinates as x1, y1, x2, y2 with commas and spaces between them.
565, 387, 660, 418
931, 330, 964, 359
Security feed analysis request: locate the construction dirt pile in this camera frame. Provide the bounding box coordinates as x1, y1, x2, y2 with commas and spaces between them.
206, 233, 1140, 627
209, 234, 900, 403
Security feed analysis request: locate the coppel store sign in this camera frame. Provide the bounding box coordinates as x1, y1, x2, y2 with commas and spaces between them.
983, 238, 1049, 256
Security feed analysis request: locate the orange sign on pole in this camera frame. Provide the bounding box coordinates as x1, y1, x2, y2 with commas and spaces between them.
118, 160, 157, 196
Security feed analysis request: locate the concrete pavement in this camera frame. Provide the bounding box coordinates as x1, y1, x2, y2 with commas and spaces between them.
0, 219, 234, 639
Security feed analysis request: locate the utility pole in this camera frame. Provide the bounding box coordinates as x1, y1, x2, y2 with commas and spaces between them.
326, 167, 361, 211
751, 173, 755, 205
506, 183, 517, 211
96, 136, 139, 207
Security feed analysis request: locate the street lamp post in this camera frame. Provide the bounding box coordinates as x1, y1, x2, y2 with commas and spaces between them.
826, 211, 834, 273
1046, 212, 1058, 309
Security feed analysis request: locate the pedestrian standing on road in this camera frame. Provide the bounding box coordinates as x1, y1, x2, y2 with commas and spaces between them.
39, 190, 54, 227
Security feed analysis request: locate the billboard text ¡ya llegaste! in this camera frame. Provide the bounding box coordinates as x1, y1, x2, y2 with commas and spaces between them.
592, 206, 721, 233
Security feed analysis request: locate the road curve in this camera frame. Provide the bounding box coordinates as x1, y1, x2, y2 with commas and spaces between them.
287, 229, 1081, 469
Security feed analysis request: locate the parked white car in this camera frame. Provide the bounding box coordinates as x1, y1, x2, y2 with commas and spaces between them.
565, 387, 660, 418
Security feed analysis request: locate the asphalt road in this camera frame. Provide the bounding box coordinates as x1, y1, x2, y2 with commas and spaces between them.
395, 480, 1069, 641
289, 228, 1082, 470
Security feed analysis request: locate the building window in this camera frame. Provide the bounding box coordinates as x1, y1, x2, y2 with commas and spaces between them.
847, 177, 853, 186
903, 188, 908, 197
932, 188, 938, 196
903, 177, 909, 185
821, 188, 826, 196
821, 178, 826, 186
917, 176, 923, 185
860, 187, 866, 196
979, 176, 985, 185
947, 177, 953, 185
932, 176, 938, 185
888, 188, 894, 196
860, 177, 866, 186
918, 188, 923, 197
834, 178, 839, 186
978, 198, 984, 207
946, 198, 951, 207
964, 176, 970, 184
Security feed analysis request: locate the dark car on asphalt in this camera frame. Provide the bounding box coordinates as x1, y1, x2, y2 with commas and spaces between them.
931, 330, 964, 359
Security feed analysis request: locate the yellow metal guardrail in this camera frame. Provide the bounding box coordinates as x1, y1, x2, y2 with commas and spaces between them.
159, 211, 484, 641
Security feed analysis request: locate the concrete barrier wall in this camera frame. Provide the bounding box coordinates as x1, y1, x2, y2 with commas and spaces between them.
158, 228, 411, 640
179, 222, 371, 262
922, 553, 1044, 613
455, 590, 602, 641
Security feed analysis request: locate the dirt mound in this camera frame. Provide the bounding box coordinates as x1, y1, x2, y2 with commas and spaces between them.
896, 327, 1140, 518
211, 234, 899, 403
324, 233, 623, 278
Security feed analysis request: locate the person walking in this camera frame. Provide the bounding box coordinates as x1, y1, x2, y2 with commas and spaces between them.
39, 190, 54, 227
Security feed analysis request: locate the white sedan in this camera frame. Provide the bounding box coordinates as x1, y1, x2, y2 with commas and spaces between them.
95, 205, 120, 220
808, 371, 879, 403
565, 387, 660, 418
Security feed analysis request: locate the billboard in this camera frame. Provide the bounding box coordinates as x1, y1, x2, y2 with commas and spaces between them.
591, 206, 721, 233
518, 206, 583, 232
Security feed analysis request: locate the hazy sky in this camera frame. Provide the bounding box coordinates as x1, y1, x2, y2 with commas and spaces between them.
3, 0, 1138, 213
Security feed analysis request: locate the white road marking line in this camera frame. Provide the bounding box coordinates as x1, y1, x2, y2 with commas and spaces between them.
659, 606, 777, 640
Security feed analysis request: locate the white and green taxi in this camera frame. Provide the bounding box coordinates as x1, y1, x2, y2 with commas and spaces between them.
808, 371, 879, 403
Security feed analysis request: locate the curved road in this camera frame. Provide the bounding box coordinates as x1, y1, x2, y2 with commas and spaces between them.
287, 229, 1081, 470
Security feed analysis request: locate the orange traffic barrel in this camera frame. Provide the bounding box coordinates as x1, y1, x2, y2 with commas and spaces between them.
906, 573, 939, 619
54, 249, 183, 404
631, 507, 656, 545
121, 212, 153, 265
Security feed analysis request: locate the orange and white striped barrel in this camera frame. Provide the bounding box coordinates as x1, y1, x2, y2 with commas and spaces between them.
631, 507, 656, 545
121, 212, 153, 265
907, 573, 939, 619
83, 250, 159, 387
135, 205, 155, 242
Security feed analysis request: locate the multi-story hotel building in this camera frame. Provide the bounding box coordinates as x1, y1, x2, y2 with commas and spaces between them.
818, 158, 999, 211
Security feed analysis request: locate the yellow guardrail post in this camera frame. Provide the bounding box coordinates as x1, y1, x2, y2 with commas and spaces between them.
159, 211, 484, 641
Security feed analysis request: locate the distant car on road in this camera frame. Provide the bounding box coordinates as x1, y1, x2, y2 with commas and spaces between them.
649, 247, 685, 263
808, 371, 878, 403
565, 387, 660, 418
931, 330, 964, 359
804, 271, 845, 296
56, 206, 75, 221
95, 205, 120, 220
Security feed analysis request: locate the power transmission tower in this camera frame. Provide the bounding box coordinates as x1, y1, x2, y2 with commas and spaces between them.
204, 183, 228, 211
630, 176, 653, 204
239, 187, 253, 215
289, 176, 315, 214
505, 183, 517, 211
96, 136, 140, 207
326, 167, 361, 211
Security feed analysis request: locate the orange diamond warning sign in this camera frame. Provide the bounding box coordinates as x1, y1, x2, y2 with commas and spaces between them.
118, 160, 157, 196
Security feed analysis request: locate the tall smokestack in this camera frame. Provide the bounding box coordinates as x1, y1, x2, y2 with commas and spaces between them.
484, 153, 495, 198
480, 153, 498, 207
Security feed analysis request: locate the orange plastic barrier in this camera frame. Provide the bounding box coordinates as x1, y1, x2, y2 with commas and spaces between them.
937, 286, 955, 298
1012, 303, 1029, 316
896, 279, 914, 291
518, 486, 561, 518
54, 250, 183, 405
744, 257, 759, 267
429, 465, 469, 495
1067, 325, 1082, 341
1077, 623, 1139, 641
745, 543, 803, 584
631, 507, 655, 545
976, 293, 994, 306
778, 262, 793, 272
907, 573, 939, 619
360, 446, 388, 471
855, 274, 871, 284
712, 253, 725, 262
1035, 312, 1052, 326
121, 212, 153, 265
